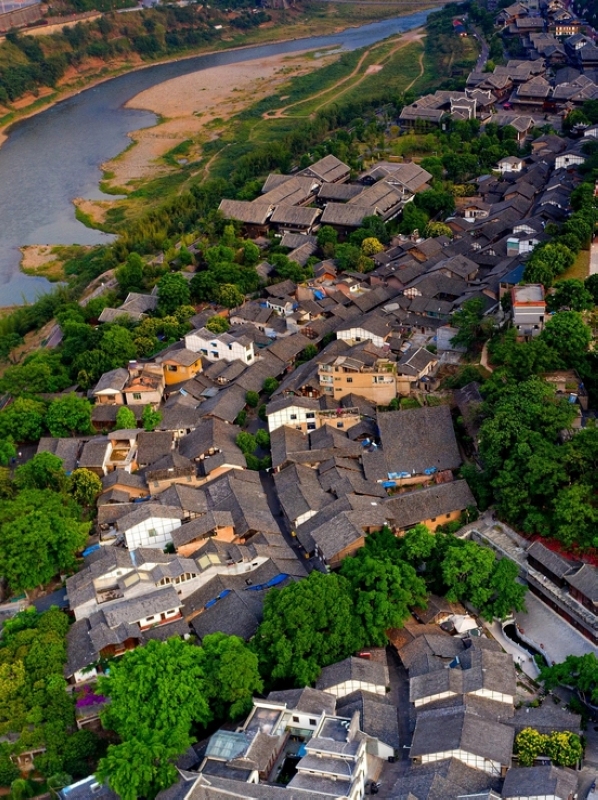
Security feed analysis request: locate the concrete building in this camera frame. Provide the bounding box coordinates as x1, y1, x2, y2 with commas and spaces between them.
511, 284, 546, 338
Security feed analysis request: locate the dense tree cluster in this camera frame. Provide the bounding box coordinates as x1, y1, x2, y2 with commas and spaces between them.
540, 653, 598, 705
0, 453, 93, 593
97, 635, 262, 800
252, 527, 526, 688
0, 608, 102, 787
0, 4, 269, 105
515, 727, 583, 768
472, 302, 598, 549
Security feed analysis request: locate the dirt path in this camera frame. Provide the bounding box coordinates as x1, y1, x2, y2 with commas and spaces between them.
404, 49, 425, 93
266, 28, 424, 120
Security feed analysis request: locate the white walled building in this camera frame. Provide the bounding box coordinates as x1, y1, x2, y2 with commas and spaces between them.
117, 504, 185, 550
185, 327, 255, 365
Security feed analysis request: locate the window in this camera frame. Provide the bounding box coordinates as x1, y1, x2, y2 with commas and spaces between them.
292, 716, 300, 723
446, 513, 451, 519
336, 422, 344, 428
133, 393, 142, 400
290, 414, 297, 420
307, 423, 316, 430
346, 377, 353, 383
306, 412, 315, 419
167, 365, 178, 372
148, 528, 157, 538
309, 718, 317, 725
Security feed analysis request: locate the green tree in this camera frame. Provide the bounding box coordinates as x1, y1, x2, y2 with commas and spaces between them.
255, 429, 270, 450
540, 653, 598, 704
0, 352, 70, 396
552, 484, 598, 549
0, 503, 89, 593
245, 391, 259, 409
544, 731, 583, 767
115, 406, 137, 430
262, 377, 279, 395
441, 539, 496, 610
399, 203, 429, 236
142, 405, 162, 432
216, 283, 244, 309
317, 225, 338, 257
450, 298, 486, 350
235, 432, 257, 455
99, 326, 137, 368
360, 237, 384, 256
299, 344, 318, 363
340, 553, 427, 645
515, 727, 546, 767
68, 469, 102, 509
0, 439, 16, 467
242, 240, 260, 267
115, 253, 145, 294
524, 243, 575, 287
0, 398, 46, 443
97, 639, 210, 800
481, 558, 527, 620
0, 332, 23, 362
205, 315, 230, 334
46, 394, 93, 438
14, 452, 66, 493
335, 243, 361, 271
157, 273, 191, 316
585, 273, 598, 305
540, 311, 592, 366
252, 571, 365, 687
198, 633, 263, 721
548, 279, 594, 312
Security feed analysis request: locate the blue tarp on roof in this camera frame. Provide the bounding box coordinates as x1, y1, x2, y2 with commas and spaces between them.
245, 573, 289, 592
204, 589, 232, 609
501, 263, 526, 286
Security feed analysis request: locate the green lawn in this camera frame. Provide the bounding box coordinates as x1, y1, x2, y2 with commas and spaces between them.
561, 249, 590, 281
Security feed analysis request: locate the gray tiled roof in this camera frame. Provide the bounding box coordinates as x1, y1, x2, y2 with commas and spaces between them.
266, 687, 336, 716
137, 430, 173, 467
526, 541, 575, 579
384, 480, 476, 530
502, 765, 578, 799
102, 585, 182, 627
392, 758, 501, 800
373, 405, 461, 478
410, 706, 514, 766
565, 562, 598, 602
116, 503, 184, 533
336, 690, 400, 749
316, 656, 389, 693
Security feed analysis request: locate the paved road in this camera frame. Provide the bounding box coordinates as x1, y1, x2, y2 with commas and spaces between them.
590, 236, 598, 276
514, 592, 594, 663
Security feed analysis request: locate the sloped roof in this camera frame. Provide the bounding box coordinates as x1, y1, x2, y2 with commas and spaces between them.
410, 707, 514, 765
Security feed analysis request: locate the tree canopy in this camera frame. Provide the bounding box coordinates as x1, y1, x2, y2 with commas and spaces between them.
98, 638, 210, 800
252, 571, 365, 687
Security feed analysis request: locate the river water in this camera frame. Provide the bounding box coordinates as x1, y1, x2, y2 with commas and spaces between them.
0, 9, 434, 304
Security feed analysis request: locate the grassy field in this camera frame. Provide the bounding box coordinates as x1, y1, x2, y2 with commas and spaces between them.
205, 36, 426, 184
561, 248, 590, 281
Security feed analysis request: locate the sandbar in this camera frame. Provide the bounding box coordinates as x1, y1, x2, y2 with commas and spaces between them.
102, 50, 337, 188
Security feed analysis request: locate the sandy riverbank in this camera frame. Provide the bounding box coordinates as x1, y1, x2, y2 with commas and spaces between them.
101, 49, 338, 189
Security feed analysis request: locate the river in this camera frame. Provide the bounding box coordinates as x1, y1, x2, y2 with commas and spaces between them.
0, 9, 435, 305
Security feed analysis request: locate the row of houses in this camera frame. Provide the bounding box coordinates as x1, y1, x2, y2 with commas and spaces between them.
65, 619, 585, 799
400, 0, 598, 134
218, 155, 432, 237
